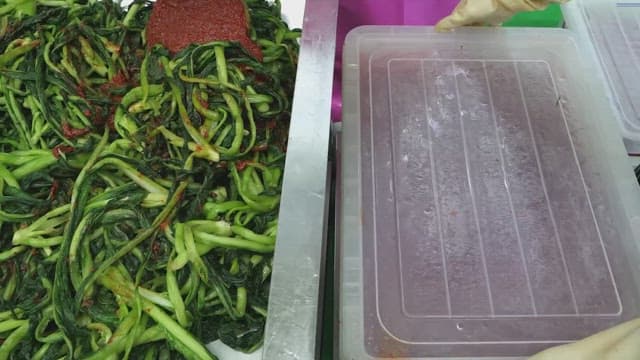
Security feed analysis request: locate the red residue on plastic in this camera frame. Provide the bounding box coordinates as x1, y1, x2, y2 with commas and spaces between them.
146, 0, 263, 61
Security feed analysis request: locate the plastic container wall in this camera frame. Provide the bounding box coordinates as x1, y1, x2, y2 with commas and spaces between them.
563, 0, 640, 148
332, 1, 566, 122
332, 0, 460, 121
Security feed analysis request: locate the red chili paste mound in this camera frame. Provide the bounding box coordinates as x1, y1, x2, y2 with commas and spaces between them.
146, 0, 263, 60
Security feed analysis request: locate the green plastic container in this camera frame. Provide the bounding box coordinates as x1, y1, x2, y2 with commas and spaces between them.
503, 3, 564, 27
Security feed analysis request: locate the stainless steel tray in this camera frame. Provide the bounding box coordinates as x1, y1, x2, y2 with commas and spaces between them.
263, 0, 339, 359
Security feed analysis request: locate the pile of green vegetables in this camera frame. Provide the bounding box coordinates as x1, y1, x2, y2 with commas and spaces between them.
0, 0, 299, 359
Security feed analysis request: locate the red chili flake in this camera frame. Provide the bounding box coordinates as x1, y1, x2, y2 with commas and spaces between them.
96, 104, 117, 130
83, 109, 91, 117
111, 71, 128, 87
194, 144, 204, 152
151, 241, 162, 259
252, 143, 268, 153
82, 298, 94, 308
48, 180, 60, 200
52, 144, 75, 159
235, 160, 251, 171
76, 85, 86, 99
106, 113, 115, 130
255, 73, 269, 84
198, 96, 209, 110
62, 122, 90, 139
266, 119, 277, 130
98, 83, 110, 94
159, 221, 170, 231
100, 72, 131, 94
92, 110, 105, 127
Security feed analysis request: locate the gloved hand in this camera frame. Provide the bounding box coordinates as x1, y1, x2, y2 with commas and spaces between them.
530, 318, 640, 360
435, 0, 567, 31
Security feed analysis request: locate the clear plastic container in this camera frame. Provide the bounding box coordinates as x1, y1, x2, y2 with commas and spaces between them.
563, 0, 640, 146
333, 0, 459, 121
339, 26, 640, 359
332, 1, 565, 123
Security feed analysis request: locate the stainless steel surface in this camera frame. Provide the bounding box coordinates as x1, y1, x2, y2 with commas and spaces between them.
263, 0, 339, 359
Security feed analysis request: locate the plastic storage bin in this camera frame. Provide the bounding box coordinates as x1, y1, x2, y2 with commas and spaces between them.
332, 1, 565, 122
563, 0, 640, 147
339, 26, 640, 359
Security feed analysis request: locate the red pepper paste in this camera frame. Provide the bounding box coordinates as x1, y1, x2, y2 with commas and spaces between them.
146, 0, 263, 61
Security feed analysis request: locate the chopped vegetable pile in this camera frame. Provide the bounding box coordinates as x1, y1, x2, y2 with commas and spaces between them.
0, 0, 300, 359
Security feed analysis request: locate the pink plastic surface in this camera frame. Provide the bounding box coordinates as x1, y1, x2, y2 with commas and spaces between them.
332, 0, 458, 121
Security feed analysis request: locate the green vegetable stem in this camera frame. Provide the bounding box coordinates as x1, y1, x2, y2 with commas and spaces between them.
0, 0, 296, 358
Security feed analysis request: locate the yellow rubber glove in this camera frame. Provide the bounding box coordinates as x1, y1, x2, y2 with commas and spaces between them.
435, 0, 568, 31
530, 318, 640, 360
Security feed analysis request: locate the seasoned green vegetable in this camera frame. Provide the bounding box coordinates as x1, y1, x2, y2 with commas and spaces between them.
0, 0, 300, 358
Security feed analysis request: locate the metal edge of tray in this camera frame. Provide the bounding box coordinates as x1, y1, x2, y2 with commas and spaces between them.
262, 0, 339, 359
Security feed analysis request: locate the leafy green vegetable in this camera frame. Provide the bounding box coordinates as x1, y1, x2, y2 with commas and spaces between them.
0, 0, 299, 358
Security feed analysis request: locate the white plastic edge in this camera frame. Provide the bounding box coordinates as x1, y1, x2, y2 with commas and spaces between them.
561, 0, 640, 145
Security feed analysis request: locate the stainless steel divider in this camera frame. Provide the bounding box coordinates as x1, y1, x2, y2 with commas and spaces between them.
263, 0, 339, 358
